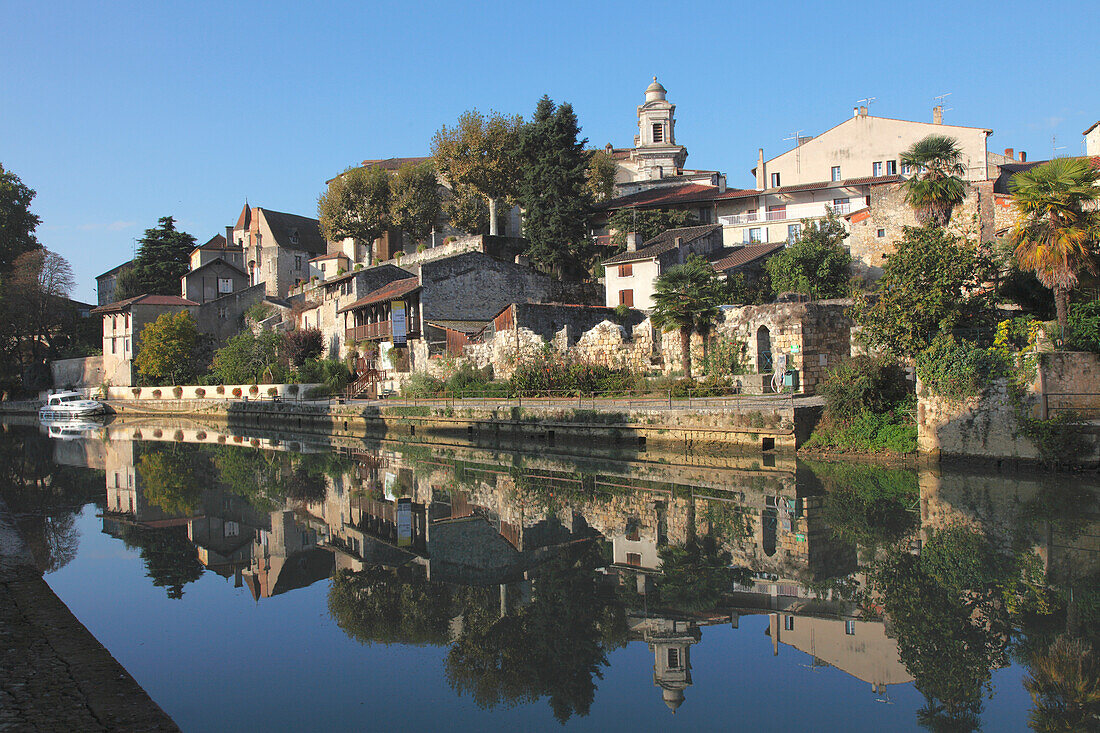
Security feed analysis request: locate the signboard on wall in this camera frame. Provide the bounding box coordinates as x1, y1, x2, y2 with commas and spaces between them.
391, 300, 407, 345
396, 497, 413, 547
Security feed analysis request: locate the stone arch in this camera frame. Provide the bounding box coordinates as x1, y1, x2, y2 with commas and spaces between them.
756, 326, 772, 372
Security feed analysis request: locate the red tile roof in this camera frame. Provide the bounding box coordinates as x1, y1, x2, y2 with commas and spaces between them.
710, 242, 785, 272
602, 224, 722, 265
598, 175, 903, 211
190, 234, 239, 253
91, 294, 199, 314
337, 277, 421, 313
234, 203, 251, 230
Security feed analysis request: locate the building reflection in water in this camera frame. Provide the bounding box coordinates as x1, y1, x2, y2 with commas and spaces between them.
41, 418, 1100, 720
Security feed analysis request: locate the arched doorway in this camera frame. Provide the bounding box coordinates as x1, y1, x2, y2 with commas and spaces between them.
762, 507, 778, 556
756, 326, 772, 372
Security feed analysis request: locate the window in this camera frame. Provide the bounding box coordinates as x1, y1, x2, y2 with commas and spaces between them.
770, 172, 781, 187
320, 263, 326, 273
618, 289, 634, 307
619, 263, 633, 277
748, 227, 763, 243
872, 161, 883, 176
845, 620, 856, 635
667, 648, 681, 669
886, 160, 897, 175
831, 165, 841, 181
295, 255, 303, 270
124, 338, 130, 354
652, 123, 663, 143
289, 228, 299, 245
625, 552, 641, 566
901, 162, 912, 175
877, 228, 886, 238
110, 338, 116, 355
784, 615, 795, 631
218, 278, 233, 294
832, 197, 850, 214
787, 224, 802, 244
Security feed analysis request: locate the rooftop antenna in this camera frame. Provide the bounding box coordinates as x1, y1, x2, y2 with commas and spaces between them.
783, 130, 805, 173
934, 92, 953, 121
1053, 135, 1066, 158
856, 97, 877, 113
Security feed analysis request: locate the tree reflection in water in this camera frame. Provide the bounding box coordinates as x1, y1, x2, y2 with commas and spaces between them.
7, 421, 1100, 729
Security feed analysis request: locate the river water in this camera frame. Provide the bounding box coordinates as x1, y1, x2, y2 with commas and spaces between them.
2, 418, 1096, 731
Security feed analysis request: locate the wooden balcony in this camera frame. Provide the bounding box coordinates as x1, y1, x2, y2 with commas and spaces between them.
346, 321, 391, 341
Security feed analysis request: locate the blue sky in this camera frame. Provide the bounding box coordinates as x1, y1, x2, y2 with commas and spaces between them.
2, 0, 1096, 302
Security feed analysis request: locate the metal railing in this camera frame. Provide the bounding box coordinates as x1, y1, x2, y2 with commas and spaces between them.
765, 210, 787, 221
381, 385, 798, 412
1043, 393, 1100, 420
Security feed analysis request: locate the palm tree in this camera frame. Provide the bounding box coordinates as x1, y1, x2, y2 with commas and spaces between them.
900, 135, 968, 226
1009, 157, 1100, 335
650, 256, 724, 379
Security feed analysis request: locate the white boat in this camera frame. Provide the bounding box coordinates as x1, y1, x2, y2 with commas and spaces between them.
45, 420, 106, 439
39, 391, 107, 420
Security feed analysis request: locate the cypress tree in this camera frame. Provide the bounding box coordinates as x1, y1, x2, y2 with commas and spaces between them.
117, 216, 196, 298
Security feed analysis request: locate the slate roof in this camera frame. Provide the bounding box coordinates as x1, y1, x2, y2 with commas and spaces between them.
602, 224, 721, 265
96, 260, 133, 280
361, 156, 432, 171
191, 234, 236, 253
184, 258, 248, 278
338, 277, 421, 313
258, 208, 327, 255
710, 242, 785, 272
91, 294, 198, 314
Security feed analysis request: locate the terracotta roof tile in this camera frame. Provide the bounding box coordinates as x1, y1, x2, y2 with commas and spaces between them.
91, 294, 198, 314
338, 277, 421, 313
710, 242, 785, 272
602, 224, 721, 265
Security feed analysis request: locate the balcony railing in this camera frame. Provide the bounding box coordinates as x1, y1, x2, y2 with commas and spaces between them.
765, 210, 787, 221
719, 212, 760, 225
833, 203, 850, 215
346, 321, 392, 341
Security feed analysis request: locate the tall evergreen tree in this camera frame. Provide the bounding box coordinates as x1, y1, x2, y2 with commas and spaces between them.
517, 96, 596, 279
116, 216, 196, 298
0, 163, 42, 271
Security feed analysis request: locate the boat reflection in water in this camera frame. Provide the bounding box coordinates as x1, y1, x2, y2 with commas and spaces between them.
23, 417, 1100, 729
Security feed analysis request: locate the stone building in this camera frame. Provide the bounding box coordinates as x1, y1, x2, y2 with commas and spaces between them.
181, 258, 250, 304
229, 204, 327, 298
95, 260, 132, 307
602, 225, 723, 309
90, 294, 199, 386
188, 233, 244, 271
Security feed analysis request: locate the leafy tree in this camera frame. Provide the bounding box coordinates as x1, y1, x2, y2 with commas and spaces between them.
656, 536, 733, 611
1066, 299, 1100, 353
283, 328, 323, 366
133, 311, 199, 385
0, 163, 41, 271
328, 566, 455, 646
650, 255, 725, 378
443, 183, 490, 236
517, 96, 596, 278
820, 355, 910, 423
136, 444, 208, 516
852, 226, 991, 357
431, 109, 523, 235
900, 135, 968, 226
1008, 157, 1100, 334
119, 524, 204, 600
317, 165, 393, 251
209, 329, 286, 384
391, 161, 442, 245
116, 217, 196, 298
607, 207, 697, 245
764, 213, 852, 298
585, 149, 616, 204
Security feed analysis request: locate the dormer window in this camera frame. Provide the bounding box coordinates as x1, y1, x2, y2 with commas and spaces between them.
289, 228, 299, 245
652, 123, 663, 143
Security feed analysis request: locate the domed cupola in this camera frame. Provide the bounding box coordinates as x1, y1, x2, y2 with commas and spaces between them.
645, 76, 667, 103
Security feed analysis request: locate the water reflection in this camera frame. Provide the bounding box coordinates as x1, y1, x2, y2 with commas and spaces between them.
5, 418, 1098, 729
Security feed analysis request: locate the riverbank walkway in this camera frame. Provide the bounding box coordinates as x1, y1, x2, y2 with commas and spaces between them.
0, 497, 178, 731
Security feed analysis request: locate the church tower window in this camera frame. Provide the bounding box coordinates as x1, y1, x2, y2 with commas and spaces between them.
652, 123, 663, 143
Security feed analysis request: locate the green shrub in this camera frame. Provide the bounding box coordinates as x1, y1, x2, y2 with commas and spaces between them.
294, 358, 352, 395
916, 334, 1010, 400
803, 403, 917, 454
821, 355, 910, 422
403, 373, 444, 397
509, 354, 638, 396
1066, 299, 1100, 353
443, 362, 494, 394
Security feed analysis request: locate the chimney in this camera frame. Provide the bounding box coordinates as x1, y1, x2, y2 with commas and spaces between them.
1019, 151, 1027, 162
225, 225, 233, 247
859, 105, 868, 117
756, 148, 766, 190
1004, 148, 1014, 160
853, 106, 859, 117
933, 105, 943, 124
625, 232, 640, 252
674, 236, 684, 251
